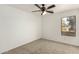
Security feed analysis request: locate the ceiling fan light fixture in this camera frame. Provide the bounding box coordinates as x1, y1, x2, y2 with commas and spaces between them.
33, 4, 55, 15
42, 11, 47, 15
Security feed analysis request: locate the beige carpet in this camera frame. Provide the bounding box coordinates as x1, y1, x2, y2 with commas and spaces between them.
3, 39, 79, 54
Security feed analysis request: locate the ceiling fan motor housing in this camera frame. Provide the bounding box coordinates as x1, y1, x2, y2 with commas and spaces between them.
41, 7, 46, 12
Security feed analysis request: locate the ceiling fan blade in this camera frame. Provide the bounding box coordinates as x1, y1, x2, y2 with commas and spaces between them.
47, 5, 55, 9
35, 4, 41, 9
32, 10, 41, 12
46, 11, 54, 13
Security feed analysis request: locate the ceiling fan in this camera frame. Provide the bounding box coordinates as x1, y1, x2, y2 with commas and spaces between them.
32, 4, 56, 15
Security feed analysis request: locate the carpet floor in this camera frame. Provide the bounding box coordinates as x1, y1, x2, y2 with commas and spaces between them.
3, 39, 79, 54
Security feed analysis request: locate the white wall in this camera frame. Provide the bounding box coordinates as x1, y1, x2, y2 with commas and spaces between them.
43, 9, 79, 46
0, 5, 42, 53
